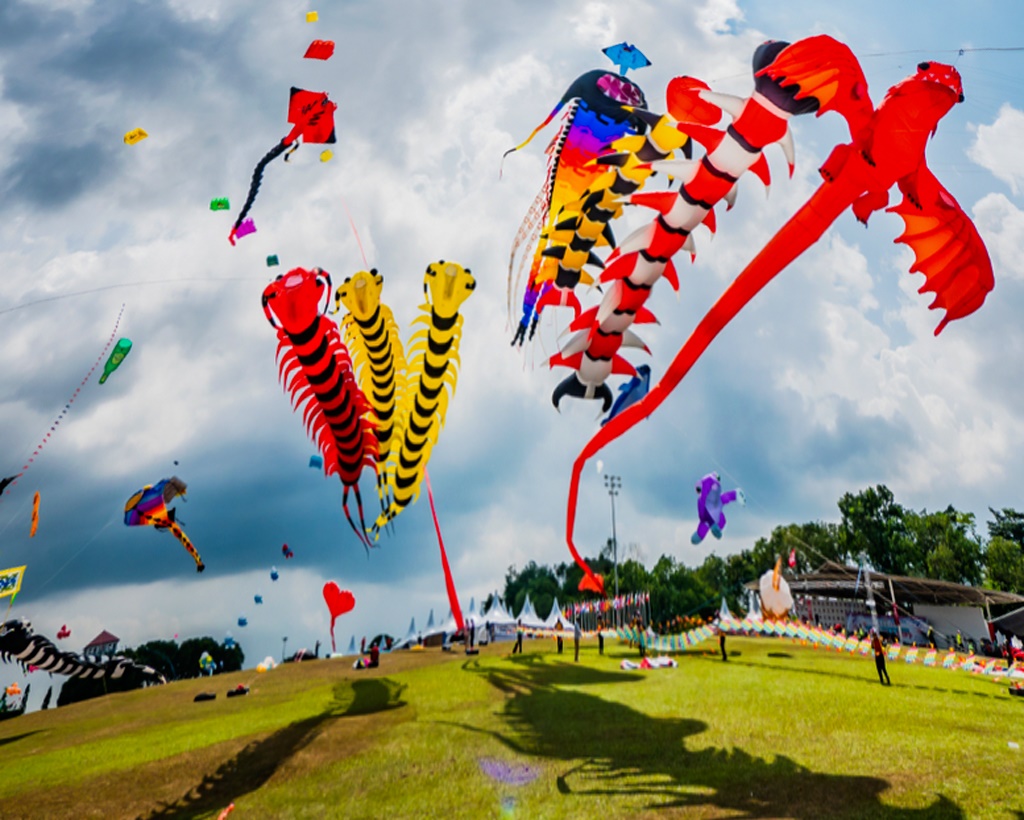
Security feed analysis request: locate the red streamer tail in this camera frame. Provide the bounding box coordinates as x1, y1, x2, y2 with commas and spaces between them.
425, 470, 464, 632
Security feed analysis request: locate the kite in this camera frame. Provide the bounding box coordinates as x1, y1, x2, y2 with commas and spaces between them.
602, 42, 651, 75
210, 198, 230, 211
199, 652, 215, 673
99, 338, 133, 384
223, 635, 236, 649
254, 594, 263, 605
270, 567, 279, 581
268, 255, 280, 267
229, 88, 337, 245
282, 544, 294, 559
304, 40, 335, 60
759, 558, 793, 620
263, 267, 378, 550
322, 582, 355, 653
124, 477, 205, 572
320, 150, 333, 162
372, 262, 476, 535
5, 683, 21, 698
692, 473, 744, 544
306, 10, 318, 22
123, 128, 148, 145
0, 567, 26, 601
335, 269, 408, 512
505, 55, 650, 343
56, 625, 70, 640
309, 454, 323, 469
237, 616, 248, 628
0, 476, 15, 498
601, 365, 651, 426
29, 491, 39, 537
0, 618, 164, 683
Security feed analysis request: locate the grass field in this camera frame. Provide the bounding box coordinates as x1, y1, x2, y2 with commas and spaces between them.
1, 636, 1022, 819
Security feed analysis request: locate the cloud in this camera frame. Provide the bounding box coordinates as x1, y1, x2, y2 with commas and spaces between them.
969, 104, 1024, 195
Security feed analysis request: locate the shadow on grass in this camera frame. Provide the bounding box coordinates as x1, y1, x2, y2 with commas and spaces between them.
143, 678, 406, 819
454, 658, 963, 818
699, 653, 1006, 700
0, 729, 41, 748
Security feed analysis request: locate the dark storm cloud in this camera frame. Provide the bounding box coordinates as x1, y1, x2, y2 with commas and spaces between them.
2, 140, 115, 209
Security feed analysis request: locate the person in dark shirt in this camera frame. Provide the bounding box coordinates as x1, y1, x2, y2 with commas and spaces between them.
512, 620, 524, 654
719, 630, 728, 662
871, 629, 890, 685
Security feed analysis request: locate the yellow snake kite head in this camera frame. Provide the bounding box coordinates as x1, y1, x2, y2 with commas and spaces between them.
334, 269, 384, 321
423, 261, 475, 318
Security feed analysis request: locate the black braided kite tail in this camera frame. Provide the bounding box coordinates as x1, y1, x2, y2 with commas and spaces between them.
230, 141, 288, 240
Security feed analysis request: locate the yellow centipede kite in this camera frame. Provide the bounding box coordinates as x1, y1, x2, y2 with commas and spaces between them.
372, 261, 475, 536
334, 269, 407, 509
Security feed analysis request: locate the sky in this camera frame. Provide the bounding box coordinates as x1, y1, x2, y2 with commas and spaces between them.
1, 0, 1023, 705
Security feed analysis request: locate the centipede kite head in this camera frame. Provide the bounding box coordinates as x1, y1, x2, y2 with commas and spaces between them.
262, 267, 333, 331
334, 269, 383, 320
423, 261, 475, 313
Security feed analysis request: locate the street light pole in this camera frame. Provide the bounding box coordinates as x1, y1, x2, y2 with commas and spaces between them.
604, 474, 621, 606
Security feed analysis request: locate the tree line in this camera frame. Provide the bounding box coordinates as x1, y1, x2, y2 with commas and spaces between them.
495, 485, 1024, 629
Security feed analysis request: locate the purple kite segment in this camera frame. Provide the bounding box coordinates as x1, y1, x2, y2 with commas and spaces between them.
235, 218, 257, 239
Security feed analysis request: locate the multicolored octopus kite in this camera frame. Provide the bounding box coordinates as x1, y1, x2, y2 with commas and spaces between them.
562, 35, 994, 595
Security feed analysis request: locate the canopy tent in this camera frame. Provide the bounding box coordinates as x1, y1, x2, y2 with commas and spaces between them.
481, 592, 516, 626
345, 635, 356, 655
991, 604, 1024, 641
543, 596, 573, 630
719, 597, 734, 621
397, 616, 418, 649
516, 593, 546, 629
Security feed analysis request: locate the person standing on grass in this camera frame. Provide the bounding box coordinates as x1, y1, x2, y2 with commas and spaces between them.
871, 629, 890, 686
597, 618, 604, 655
574, 618, 581, 663
512, 619, 524, 655
719, 629, 727, 662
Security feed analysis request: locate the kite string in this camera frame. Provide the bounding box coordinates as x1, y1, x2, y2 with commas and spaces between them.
27, 516, 117, 598
340, 197, 369, 269
2, 305, 125, 498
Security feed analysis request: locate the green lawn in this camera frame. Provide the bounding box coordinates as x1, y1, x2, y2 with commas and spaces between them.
0, 636, 1021, 818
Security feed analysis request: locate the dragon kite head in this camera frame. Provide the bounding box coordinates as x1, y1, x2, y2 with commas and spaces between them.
262, 267, 333, 332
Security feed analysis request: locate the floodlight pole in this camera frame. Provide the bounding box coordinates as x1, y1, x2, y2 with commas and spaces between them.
604, 475, 621, 606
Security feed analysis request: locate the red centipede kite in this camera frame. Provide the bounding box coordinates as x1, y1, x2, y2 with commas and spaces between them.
262, 267, 378, 550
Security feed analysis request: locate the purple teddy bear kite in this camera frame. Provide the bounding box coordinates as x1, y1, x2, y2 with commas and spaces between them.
692, 472, 745, 545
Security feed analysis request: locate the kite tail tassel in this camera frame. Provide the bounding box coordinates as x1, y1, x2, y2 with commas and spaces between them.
230, 141, 289, 240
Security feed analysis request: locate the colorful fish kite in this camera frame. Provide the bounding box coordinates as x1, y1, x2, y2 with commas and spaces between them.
124, 477, 204, 572
99, 338, 132, 384
229, 88, 337, 245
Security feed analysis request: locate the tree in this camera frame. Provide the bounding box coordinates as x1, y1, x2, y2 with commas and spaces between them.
503, 561, 562, 622
837, 485, 912, 574
985, 536, 1024, 594
988, 508, 1024, 546
906, 507, 983, 585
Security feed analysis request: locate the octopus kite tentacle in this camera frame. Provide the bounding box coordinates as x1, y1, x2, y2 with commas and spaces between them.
372, 261, 476, 536
0, 618, 165, 684
262, 267, 378, 551
334, 269, 407, 510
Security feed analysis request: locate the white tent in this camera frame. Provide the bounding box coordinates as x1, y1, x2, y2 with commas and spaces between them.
516, 593, 545, 629
397, 616, 418, 649
436, 608, 459, 637
466, 597, 476, 620
719, 597, 733, 621
482, 592, 516, 626
423, 608, 437, 635
543, 596, 572, 630
345, 635, 356, 655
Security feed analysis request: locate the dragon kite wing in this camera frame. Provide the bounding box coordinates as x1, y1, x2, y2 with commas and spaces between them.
887, 165, 994, 335
756, 34, 874, 139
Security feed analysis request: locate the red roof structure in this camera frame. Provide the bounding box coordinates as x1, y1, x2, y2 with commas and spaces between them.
84, 630, 119, 648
